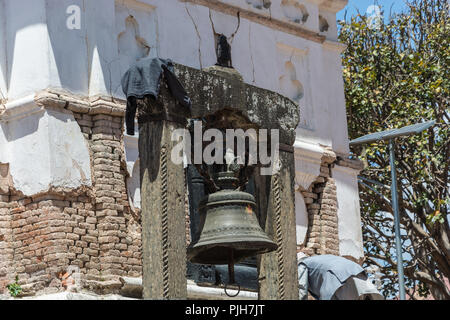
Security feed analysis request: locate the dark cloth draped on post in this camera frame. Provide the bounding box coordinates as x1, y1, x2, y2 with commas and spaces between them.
121, 57, 192, 135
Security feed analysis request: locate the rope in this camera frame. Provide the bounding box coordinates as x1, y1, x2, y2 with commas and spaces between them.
160, 145, 170, 298
273, 173, 285, 299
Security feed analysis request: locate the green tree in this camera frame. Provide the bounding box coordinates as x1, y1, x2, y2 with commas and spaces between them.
339, 0, 449, 299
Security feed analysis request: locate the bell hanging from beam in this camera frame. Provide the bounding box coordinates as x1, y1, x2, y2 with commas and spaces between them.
187, 152, 278, 291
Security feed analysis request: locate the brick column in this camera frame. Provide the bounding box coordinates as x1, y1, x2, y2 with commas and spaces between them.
303, 159, 340, 256
91, 114, 130, 277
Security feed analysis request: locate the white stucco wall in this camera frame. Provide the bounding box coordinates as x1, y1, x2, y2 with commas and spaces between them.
295, 190, 308, 246
333, 164, 364, 260
124, 133, 140, 209
0, 97, 92, 196
0, 0, 6, 102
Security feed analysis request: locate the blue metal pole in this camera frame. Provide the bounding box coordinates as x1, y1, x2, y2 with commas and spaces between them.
389, 139, 406, 300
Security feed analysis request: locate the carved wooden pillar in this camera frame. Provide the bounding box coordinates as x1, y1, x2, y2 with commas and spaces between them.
139, 84, 188, 299
257, 149, 299, 300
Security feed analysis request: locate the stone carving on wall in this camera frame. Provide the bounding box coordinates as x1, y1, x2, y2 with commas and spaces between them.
280, 0, 309, 24
279, 61, 304, 102
319, 15, 329, 32
118, 16, 151, 63
276, 43, 313, 130
245, 0, 272, 10
115, 0, 157, 97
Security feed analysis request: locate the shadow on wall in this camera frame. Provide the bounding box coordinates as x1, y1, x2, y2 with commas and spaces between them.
0, 108, 92, 196
1, 0, 155, 98
46, 0, 121, 96
0, 0, 43, 94
0, 111, 43, 142
319, 15, 329, 32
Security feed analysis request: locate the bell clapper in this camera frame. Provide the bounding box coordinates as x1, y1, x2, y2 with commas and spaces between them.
224, 248, 240, 298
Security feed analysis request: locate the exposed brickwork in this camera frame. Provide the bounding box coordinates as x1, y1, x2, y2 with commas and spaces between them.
86, 113, 141, 278
0, 94, 142, 296
0, 187, 97, 295
298, 151, 340, 256
0, 174, 13, 292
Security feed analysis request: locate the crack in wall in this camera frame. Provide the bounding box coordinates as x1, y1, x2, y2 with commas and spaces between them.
185, 4, 203, 69
184, 0, 325, 44
228, 11, 241, 44
208, 8, 217, 35
248, 23, 256, 84
208, 8, 241, 67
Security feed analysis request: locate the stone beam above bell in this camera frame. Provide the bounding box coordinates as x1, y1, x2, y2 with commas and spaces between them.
173, 64, 300, 146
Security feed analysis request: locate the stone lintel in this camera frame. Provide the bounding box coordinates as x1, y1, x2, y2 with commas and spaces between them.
174, 64, 300, 145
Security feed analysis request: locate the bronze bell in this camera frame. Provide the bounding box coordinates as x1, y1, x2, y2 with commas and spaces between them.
187, 170, 277, 266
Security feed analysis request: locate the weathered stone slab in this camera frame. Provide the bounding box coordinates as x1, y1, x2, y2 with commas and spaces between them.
173, 65, 300, 145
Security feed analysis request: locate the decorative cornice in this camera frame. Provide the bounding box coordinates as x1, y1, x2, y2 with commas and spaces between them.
34, 89, 126, 116
333, 159, 364, 175
293, 139, 325, 190
0, 94, 44, 123
294, 139, 325, 159
317, 0, 348, 13
323, 39, 347, 53
0, 90, 127, 124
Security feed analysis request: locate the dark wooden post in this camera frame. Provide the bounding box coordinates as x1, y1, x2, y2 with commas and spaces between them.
139, 84, 188, 299
257, 150, 299, 300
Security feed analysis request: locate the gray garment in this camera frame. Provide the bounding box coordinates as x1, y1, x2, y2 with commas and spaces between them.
299, 254, 365, 300
121, 57, 174, 99
297, 263, 309, 300
121, 57, 191, 135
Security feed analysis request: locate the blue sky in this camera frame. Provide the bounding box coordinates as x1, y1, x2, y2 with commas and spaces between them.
337, 0, 409, 22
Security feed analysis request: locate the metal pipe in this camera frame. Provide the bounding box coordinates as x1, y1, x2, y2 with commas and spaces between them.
389, 139, 406, 300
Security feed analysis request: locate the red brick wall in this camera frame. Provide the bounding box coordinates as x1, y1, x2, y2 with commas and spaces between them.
298, 158, 340, 256
0, 110, 142, 296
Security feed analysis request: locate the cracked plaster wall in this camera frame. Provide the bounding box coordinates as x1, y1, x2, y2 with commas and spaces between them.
0, 0, 348, 153
333, 164, 364, 261
0, 105, 92, 196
